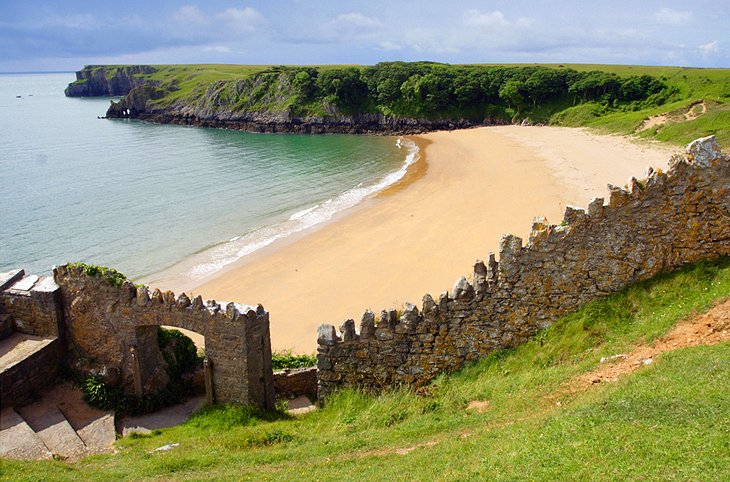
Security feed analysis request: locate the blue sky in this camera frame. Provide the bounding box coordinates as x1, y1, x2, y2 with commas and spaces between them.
1, 0, 728, 71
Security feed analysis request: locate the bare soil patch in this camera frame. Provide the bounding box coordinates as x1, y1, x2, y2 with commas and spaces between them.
554, 298, 729, 401
637, 100, 707, 132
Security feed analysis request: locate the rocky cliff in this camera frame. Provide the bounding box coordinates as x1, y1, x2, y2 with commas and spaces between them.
64, 65, 157, 97
104, 74, 504, 135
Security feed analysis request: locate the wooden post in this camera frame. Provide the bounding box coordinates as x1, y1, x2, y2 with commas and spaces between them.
204, 357, 214, 405
130, 346, 143, 397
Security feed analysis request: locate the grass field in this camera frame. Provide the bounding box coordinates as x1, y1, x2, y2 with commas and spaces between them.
4, 257, 728, 481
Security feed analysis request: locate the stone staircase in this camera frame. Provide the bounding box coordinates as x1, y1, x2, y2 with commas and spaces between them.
0, 382, 116, 461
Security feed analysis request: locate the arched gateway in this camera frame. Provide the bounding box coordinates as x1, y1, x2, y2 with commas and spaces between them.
53, 265, 274, 409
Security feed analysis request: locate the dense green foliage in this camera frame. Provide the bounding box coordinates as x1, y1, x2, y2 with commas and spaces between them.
66, 262, 130, 288
7, 257, 729, 480
81, 375, 125, 411
157, 327, 201, 380
271, 350, 317, 370
160, 62, 677, 120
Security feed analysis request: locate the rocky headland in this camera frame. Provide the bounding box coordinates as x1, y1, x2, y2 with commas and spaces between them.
64, 65, 157, 97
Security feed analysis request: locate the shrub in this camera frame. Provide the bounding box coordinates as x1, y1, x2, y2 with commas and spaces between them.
271, 350, 317, 370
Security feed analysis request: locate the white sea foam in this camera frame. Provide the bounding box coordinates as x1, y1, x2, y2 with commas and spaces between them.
188, 138, 420, 279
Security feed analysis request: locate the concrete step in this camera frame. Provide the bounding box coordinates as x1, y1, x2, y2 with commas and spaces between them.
18, 400, 88, 460
0, 407, 53, 460
9, 274, 39, 292
54, 383, 116, 453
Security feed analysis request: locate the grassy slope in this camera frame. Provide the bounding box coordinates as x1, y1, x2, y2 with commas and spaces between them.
4, 257, 729, 481
541, 64, 730, 146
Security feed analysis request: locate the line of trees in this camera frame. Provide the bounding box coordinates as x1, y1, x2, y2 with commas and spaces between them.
251, 62, 675, 119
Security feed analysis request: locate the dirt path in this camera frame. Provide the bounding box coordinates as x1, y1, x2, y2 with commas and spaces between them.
366, 298, 730, 458
553, 298, 729, 401
637, 100, 707, 132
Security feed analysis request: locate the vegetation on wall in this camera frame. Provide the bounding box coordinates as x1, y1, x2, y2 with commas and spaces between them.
65, 262, 131, 288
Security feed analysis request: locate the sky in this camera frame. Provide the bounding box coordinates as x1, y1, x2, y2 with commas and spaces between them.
0, 0, 728, 72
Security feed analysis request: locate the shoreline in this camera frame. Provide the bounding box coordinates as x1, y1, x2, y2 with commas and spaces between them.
145, 135, 424, 293
178, 126, 678, 353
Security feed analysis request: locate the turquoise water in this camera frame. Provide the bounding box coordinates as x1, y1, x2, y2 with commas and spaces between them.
0, 73, 415, 282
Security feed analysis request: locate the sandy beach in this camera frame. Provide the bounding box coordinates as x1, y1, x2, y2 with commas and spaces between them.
185, 126, 678, 353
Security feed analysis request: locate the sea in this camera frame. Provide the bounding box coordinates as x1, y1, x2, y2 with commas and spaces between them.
0, 73, 418, 285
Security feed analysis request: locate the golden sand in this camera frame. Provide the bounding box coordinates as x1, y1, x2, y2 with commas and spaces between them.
179, 126, 678, 353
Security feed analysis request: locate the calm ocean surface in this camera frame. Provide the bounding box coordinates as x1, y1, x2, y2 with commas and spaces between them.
0, 73, 415, 283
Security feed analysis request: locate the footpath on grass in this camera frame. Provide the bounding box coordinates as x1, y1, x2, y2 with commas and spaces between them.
373, 298, 730, 458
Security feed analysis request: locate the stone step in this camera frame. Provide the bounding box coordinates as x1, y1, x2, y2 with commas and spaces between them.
9, 274, 39, 292
0, 269, 25, 291
54, 382, 116, 453
18, 401, 87, 460
0, 407, 53, 460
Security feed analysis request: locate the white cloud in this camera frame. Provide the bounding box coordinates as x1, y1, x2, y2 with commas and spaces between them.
464, 10, 508, 27
173, 5, 209, 25
39, 14, 101, 30
335, 12, 383, 30
378, 41, 403, 51
655, 8, 692, 25
464, 10, 532, 28
326, 12, 383, 41
217, 7, 266, 34
203, 45, 232, 54
699, 40, 719, 56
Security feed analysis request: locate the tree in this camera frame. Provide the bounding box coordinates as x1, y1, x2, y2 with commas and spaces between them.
499, 79, 526, 110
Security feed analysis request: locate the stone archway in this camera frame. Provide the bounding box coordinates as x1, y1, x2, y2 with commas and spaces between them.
54, 265, 274, 409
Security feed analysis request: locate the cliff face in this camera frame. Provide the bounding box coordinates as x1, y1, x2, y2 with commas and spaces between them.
64, 65, 157, 97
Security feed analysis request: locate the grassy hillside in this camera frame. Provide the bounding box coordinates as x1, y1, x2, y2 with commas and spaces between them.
546, 64, 730, 146
4, 257, 729, 481
72, 62, 729, 145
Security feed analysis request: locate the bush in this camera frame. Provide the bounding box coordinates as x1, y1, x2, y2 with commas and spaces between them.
271, 350, 317, 370
66, 262, 131, 287
157, 327, 201, 378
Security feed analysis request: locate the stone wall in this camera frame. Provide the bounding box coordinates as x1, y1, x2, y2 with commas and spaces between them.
273, 367, 318, 400
0, 271, 62, 338
54, 266, 275, 409
1, 338, 64, 408
317, 136, 730, 400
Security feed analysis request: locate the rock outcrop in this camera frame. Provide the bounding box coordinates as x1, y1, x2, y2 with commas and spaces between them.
64, 65, 157, 97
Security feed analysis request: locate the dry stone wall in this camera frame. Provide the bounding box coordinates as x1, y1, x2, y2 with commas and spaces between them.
0, 270, 62, 338
317, 136, 730, 400
54, 266, 275, 408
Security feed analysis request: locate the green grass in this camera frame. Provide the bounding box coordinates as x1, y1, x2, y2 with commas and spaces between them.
3, 257, 729, 480
547, 65, 730, 145
271, 351, 316, 371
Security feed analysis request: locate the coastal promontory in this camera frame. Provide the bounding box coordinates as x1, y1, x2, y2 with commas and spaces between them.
63, 62, 726, 141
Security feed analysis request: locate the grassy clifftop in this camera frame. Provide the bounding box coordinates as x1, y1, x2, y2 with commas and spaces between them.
69, 63, 730, 143
5, 257, 729, 480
